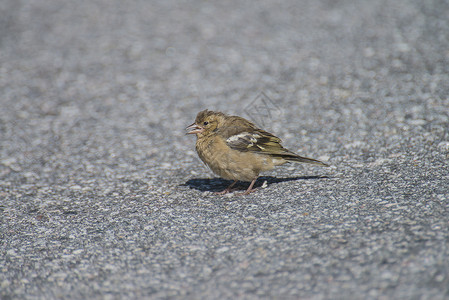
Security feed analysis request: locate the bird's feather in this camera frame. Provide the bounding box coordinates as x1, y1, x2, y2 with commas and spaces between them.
218, 118, 328, 167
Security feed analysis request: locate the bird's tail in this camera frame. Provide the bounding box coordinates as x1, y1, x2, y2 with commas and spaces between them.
281, 153, 329, 167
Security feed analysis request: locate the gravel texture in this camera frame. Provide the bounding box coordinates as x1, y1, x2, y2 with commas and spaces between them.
1, 0, 448, 299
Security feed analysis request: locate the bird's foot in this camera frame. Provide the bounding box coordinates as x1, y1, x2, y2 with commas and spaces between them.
235, 188, 256, 196
235, 178, 258, 196
214, 188, 235, 195
214, 180, 238, 195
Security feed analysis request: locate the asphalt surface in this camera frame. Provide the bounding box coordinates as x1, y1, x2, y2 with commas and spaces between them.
1, 0, 448, 299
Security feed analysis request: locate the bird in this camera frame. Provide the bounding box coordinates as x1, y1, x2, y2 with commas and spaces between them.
186, 109, 329, 195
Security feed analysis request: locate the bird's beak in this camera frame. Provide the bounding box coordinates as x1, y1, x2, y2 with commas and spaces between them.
186, 123, 203, 134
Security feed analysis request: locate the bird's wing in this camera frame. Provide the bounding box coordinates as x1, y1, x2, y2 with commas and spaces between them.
218, 120, 287, 155
216, 116, 329, 166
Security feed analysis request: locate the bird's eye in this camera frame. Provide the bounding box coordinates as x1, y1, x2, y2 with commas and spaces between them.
203, 121, 209, 126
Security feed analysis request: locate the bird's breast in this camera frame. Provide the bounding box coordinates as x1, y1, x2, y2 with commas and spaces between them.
195, 136, 279, 181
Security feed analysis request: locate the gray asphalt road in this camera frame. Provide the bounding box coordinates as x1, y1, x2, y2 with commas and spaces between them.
1, 0, 448, 299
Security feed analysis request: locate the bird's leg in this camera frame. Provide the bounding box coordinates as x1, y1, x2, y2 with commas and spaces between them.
238, 177, 258, 195
214, 180, 238, 195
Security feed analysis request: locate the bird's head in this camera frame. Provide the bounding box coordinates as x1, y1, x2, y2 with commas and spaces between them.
186, 109, 226, 137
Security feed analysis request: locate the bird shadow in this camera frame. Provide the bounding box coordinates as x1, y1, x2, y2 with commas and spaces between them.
182, 175, 330, 193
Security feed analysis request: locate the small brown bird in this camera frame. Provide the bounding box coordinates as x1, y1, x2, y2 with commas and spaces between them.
186, 109, 329, 195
